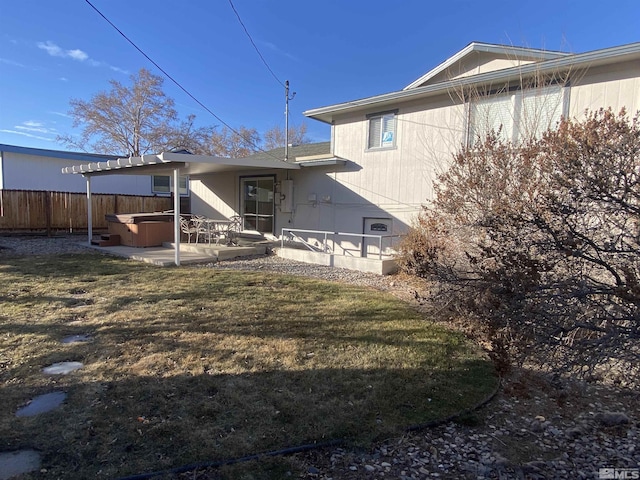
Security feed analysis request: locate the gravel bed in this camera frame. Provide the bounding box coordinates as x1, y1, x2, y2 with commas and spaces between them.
2, 234, 638, 479
200, 254, 403, 292
0, 234, 94, 256
291, 376, 639, 480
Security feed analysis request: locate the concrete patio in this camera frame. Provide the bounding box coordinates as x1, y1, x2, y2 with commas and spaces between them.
87, 240, 270, 267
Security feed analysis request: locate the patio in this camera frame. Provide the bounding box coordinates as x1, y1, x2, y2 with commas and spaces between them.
87, 238, 271, 266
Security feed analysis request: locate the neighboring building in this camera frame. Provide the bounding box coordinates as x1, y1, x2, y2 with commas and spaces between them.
188, 41, 640, 252
0, 144, 157, 194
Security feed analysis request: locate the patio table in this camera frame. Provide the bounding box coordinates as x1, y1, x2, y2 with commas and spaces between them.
200, 219, 232, 245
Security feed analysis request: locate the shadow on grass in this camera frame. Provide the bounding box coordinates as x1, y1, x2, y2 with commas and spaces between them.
1, 360, 496, 480
0, 253, 498, 479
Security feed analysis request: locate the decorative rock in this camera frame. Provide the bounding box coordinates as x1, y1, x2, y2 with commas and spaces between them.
595, 412, 631, 426
42, 361, 83, 375
15, 392, 67, 417
61, 334, 92, 344
0, 450, 41, 480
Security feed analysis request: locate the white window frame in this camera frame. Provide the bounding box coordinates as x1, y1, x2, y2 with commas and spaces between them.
152, 175, 189, 196
468, 84, 568, 147
366, 110, 398, 150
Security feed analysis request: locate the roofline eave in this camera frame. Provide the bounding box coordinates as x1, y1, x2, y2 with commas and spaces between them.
304, 42, 640, 123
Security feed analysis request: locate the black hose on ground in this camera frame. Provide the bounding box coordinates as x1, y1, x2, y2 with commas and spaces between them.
117, 377, 502, 480
116, 439, 344, 480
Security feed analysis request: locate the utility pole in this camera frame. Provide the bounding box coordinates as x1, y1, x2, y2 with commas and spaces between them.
284, 80, 296, 162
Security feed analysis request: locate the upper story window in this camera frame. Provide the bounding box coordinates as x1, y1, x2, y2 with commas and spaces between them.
367, 110, 398, 150
152, 175, 189, 196
468, 84, 567, 146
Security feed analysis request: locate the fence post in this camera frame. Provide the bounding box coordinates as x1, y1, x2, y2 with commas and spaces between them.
45, 193, 52, 237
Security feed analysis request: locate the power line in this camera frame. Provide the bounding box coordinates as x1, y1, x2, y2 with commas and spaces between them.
84, 0, 283, 161
227, 0, 285, 89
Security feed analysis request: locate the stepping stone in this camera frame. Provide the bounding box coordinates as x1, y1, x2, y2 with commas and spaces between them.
16, 392, 67, 417
61, 334, 92, 344
42, 361, 83, 375
0, 450, 41, 480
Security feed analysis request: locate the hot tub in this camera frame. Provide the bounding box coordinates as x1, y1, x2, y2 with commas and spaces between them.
106, 212, 175, 247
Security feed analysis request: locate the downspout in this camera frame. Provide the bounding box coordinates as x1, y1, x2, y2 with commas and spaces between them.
173, 167, 180, 266
86, 175, 92, 246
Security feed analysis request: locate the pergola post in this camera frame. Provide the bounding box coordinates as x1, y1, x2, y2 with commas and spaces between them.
85, 175, 92, 246
173, 167, 180, 266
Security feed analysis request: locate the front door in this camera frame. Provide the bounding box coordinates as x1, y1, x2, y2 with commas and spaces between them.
241, 176, 275, 234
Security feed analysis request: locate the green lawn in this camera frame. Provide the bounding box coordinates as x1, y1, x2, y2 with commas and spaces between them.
0, 253, 497, 479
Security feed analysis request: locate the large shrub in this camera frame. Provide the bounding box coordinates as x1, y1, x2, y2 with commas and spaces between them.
399, 109, 640, 383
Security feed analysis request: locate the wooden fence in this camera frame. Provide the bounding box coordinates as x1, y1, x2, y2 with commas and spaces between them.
0, 189, 173, 233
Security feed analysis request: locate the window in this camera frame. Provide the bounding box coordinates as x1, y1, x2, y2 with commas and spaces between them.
468, 85, 566, 146
367, 111, 397, 149
152, 175, 189, 195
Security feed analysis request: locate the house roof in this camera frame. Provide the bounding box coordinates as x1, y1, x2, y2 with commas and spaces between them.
0, 143, 118, 162
241, 142, 331, 162
304, 42, 640, 124
240, 142, 347, 168
403, 42, 569, 90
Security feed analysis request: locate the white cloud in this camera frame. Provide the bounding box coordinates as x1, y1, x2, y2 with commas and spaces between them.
36, 40, 128, 74
37, 41, 90, 62
9, 121, 58, 136
16, 125, 51, 134
48, 111, 71, 118
109, 65, 129, 75
262, 41, 298, 61
37, 40, 64, 57
0, 129, 55, 142
23, 121, 45, 128
67, 49, 89, 61
0, 58, 26, 68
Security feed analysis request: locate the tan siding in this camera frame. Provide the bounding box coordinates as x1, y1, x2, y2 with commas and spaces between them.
569, 62, 640, 116
327, 93, 465, 229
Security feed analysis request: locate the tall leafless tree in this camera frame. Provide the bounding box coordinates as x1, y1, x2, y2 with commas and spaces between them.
58, 68, 215, 157
262, 122, 309, 150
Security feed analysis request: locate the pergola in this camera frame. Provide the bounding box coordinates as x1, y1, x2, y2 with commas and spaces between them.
62, 151, 299, 266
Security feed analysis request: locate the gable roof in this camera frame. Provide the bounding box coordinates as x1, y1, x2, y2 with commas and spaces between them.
305, 42, 640, 124
403, 42, 569, 90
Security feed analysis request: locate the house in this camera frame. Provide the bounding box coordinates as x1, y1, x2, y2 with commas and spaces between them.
192, 41, 639, 262
63, 41, 640, 271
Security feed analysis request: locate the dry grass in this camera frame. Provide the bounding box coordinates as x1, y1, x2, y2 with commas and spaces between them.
0, 253, 497, 479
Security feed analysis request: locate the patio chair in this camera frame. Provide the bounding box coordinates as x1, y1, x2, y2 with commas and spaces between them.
225, 215, 243, 246
192, 215, 216, 245
180, 217, 199, 243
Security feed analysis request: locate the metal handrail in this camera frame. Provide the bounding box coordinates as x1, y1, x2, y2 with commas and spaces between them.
281, 228, 400, 260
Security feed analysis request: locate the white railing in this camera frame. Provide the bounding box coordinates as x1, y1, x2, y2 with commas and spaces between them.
281, 228, 400, 260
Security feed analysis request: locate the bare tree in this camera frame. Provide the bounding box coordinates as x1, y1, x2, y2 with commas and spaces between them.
263, 122, 309, 150
164, 114, 216, 155
207, 125, 261, 158
58, 69, 182, 156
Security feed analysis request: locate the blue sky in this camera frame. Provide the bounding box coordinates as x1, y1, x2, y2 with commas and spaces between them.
1, 0, 639, 152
